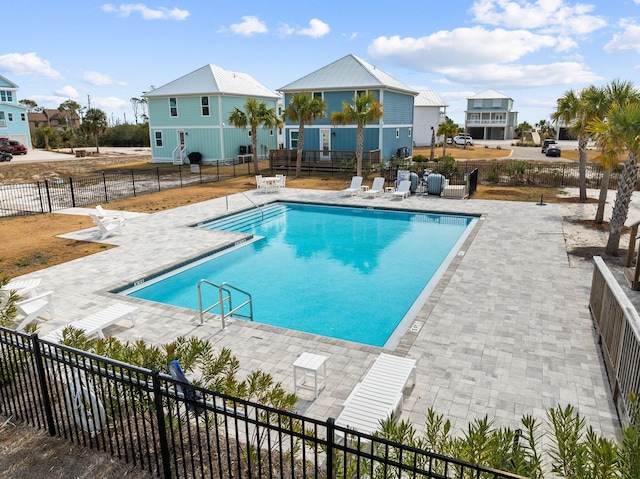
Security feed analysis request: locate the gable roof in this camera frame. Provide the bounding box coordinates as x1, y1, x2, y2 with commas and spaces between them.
278, 54, 417, 96
414, 89, 446, 107
468, 89, 512, 100
0, 75, 18, 89
145, 64, 278, 99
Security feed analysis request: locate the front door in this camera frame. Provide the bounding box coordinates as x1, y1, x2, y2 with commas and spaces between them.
320, 129, 330, 159
177, 130, 185, 151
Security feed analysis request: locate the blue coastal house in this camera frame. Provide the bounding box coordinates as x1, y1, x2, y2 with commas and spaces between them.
144, 65, 279, 164
278, 54, 418, 162
0, 75, 32, 148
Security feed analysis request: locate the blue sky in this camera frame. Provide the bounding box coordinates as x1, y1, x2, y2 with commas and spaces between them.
2, 0, 639, 127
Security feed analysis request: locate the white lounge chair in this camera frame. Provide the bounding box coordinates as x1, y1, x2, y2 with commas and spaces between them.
363, 177, 385, 197
275, 174, 286, 190
2, 277, 41, 298
336, 353, 416, 436
43, 303, 138, 343
391, 180, 411, 200
14, 290, 56, 330
96, 205, 125, 222
89, 213, 124, 239
341, 176, 363, 196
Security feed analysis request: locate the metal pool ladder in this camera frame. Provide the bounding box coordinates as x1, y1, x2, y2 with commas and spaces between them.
197, 279, 253, 329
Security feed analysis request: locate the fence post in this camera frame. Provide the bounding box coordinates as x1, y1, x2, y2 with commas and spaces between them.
44, 179, 53, 213
326, 418, 335, 479
31, 335, 56, 436
131, 170, 137, 197
68, 177, 76, 207
157, 167, 161, 191
37, 182, 46, 213
152, 370, 173, 479
102, 173, 108, 202
178, 165, 183, 187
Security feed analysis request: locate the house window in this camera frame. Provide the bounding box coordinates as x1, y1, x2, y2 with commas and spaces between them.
154, 131, 163, 147
408, 127, 412, 138
473, 99, 483, 108
20, 113, 25, 121
492, 98, 502, 108
356, 90, 366, 97
169, 98, 178, 117
7, 113, 12, 121
201, 96, 210, 116
270, 129, 274, 136
313, 92, 323, 99
396, 128, 399, 139
290, 130, 299, 149
0, 91, 12, 102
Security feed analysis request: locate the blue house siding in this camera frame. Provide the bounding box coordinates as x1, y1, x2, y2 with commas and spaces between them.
0, 76, 32, 148
381, 91, 413, 124
281, 88, 413, 159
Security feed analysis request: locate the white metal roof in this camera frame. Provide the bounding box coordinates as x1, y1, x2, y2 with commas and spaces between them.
278, 54, 417, 95
468, 89, 512, 100
414, 89, 447, 107
145, 64, 278, 99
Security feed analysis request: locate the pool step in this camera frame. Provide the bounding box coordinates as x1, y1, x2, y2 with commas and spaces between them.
202, 203, 287, 232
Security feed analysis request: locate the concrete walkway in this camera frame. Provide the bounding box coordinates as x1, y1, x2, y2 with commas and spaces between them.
16, 188, 620, 440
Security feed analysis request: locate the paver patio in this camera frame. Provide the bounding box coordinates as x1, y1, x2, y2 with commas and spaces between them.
16, 187, 620, 440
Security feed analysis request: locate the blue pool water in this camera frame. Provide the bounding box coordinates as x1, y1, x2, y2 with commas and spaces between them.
124, 203, 475, 347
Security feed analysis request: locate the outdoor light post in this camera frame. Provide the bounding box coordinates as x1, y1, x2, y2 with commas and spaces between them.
430, 126, 435, 162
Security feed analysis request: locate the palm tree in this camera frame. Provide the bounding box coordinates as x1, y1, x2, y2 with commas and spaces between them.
552, 87, 607, 202
282, 92, 327, 178
330, 92, 384, 177
589, 101, 640, 255
589, 80, 640, 223
437, 119, 458, 157
228, 98, 282, 175
81, 108, 107, 153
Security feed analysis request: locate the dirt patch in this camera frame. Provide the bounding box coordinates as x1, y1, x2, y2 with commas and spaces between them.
0, 416, 153, 479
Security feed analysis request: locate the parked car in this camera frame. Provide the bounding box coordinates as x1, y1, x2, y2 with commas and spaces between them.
453, 134, 473, 146
0, 150, 12, 162
7, 140, 27, 155
545, 144, 561, 157
542, 139, 557, 153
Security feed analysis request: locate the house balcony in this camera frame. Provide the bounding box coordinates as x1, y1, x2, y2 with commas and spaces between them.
466, 118, 507, 126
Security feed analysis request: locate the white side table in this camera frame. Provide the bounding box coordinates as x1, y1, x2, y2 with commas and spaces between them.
293, 352, 327, 399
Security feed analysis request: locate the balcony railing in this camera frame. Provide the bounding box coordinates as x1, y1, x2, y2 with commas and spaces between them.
466, 119, 508, 125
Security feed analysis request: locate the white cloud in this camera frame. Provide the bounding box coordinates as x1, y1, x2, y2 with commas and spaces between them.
228, 16, 268, 36
438, 62, 600, 87
83, 71, 120, 86
278, 23, 295, 36
604, 19, 640, 53
102, 3, 189, 20
369, 27, 559, 70
369, 27, 599, 88
278, 18, 330, 38
297, 19, 330, 38
470, 0, 606, 35
91, 96, 131, 112
0, 52, 61, 79
54, 85, 79, 98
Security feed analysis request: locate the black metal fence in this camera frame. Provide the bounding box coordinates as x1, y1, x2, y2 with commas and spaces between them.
0, 327, 526, 479
0, 163, 256, 218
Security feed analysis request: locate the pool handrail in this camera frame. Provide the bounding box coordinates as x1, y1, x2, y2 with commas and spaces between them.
225, 190, 264, 223
197, 279, 253, 329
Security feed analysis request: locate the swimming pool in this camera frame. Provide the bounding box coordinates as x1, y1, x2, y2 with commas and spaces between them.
123, 202, 476, 347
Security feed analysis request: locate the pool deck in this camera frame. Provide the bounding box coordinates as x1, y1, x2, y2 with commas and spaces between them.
19, 188, 620, 440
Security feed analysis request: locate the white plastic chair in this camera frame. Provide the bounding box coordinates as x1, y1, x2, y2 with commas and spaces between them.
391, 180, 411, 200
14, 290, 56, 330
363, 177, 385, 197
96, 205, 125, 222
276, 174, 286, 190
89, 213, 124, 240
341, 176, 363, 196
